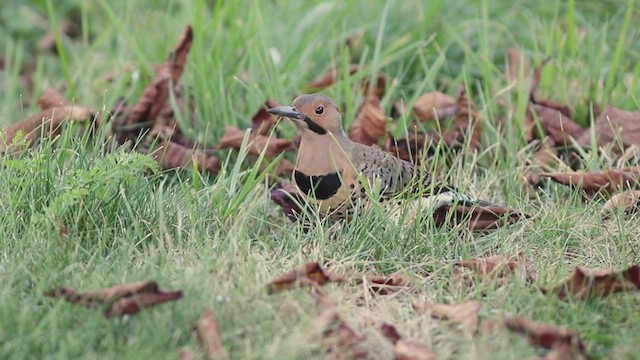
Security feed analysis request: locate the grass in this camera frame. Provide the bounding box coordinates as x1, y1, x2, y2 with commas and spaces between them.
1, 0, 640, 358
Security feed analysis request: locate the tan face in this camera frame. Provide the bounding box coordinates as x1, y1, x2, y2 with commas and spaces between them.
267, 94, 343, 135
290, 94, 342, 134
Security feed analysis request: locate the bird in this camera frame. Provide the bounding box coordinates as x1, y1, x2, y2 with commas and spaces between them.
267, 94, 496, 223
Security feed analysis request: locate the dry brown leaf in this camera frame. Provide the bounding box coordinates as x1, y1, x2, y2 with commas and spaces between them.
38, 18, 80, 54
506, 48, 532, 89
45, 281, 182, 317
1, 106, 98, 153
503, 316, 586, 354
216, 126, 295, 158
270, 181, 307, 223
542, 344, 588, 360
104, 289, 183, 317
530, 104, 584, 146
267, 262, 344, 294
543, 264, 640, 301
522, 138, 558, 187
385, 132, 437, 164
412, 301, 481, 332
380, 323, 437, 360
454, 252, 536, 286
601, 190, 640, 217
251, 99, 281, 136
541, 166, 640, 196
348, 95, 387, 146
355, 273, 415, 296
576, 106, 640, 150
145, 129, 220, 173
433, 204, 527, 231
178, 350, 194, 360
194, 309, 230, 360
307, 64, 387, 97
413, 91, 458, 122
38, 88, 73, 110
314, 307, 367, 359
114, 25, 193, 144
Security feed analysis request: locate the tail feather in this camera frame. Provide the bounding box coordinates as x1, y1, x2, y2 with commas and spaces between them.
426, 184, 496, 209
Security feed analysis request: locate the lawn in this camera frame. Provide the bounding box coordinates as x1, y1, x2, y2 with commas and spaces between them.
1, 0, 640, 359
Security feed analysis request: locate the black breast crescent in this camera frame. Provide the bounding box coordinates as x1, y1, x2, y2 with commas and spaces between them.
294, 170, 341, 200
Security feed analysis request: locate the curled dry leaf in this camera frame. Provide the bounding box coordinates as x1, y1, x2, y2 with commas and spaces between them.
314, 307, 367, 359
454, 252, 536, 286
522, 138, 558, 187
530, 104, 584, 146
145, 129, 220, 173
506, 48, 532, 89
104, 288, 183, 318
266, 262, 344, 294
541, 166, 640, 196
251, 99, 281, 136
576, 106, 640, 150
542, 344, 589, 360
270, 181, 307, 223
385, 132, 437, 164
307, 64, 387, 97
433, 204, 527, 231
193, 309, 230, 360
412, 301, 482, 333
38, 88, 72, 110
601, 190, 640, 217
44, 280, 182, 318
380, 323, 437, 360
114, 25, 193, 144
413, 91, 458, 122
543, 264, 640, 301
354, 273, 415, 296
216, 126, 295, 158
348, 95, 387, 146
503, 316, 586, 354
1, 106, 98, 153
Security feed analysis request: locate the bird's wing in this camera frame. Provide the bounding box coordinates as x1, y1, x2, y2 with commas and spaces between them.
349, 143, 430, 198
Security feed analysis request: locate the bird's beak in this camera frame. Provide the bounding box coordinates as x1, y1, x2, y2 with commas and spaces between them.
267, 106, 304, 120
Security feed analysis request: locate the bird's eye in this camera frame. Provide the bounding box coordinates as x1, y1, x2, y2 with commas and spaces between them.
315, 106, 324, 115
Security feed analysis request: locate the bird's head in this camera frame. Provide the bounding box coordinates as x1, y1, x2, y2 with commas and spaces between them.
267, 94, 343, 136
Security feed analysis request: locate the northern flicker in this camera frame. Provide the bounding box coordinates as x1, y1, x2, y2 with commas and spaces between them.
267, 94, 494, 223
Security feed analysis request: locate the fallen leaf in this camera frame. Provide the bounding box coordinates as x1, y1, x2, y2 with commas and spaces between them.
104, 288, 183, 317
216, 126, 295, 158
454, 252, 536, 285
1, 106, 98, 153
145, 129, 220, 173
114, 25, 193, 144
506, 48, 532, 89
251, 99, 281, 136
270, 181, 306, 223
348, 95, 387, 146
355, 273, 415, 296
433, 204, 527, 231
314, 307, 367, 359
385, 132, 437, 164
412, 301, 482, 332
38, 18, 80, 54
530, 103, 584, 146
307, 64, 387, 97
380, 323, 436, 360
503, 316, 586, 353
601, 190, 640, 217
576, 106, 640, 150
44, 281, 182, 317
178, 350, 194, 360
522, 138, 558, 187
194, 309, 230, 360
542, 343, 588, 360
541, 166, 640, 196
543, 264, 640, 301
267, 262, 344, 294
272, 158, 296, 176
413, 91, 458, 122
38, 88, 72, 109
